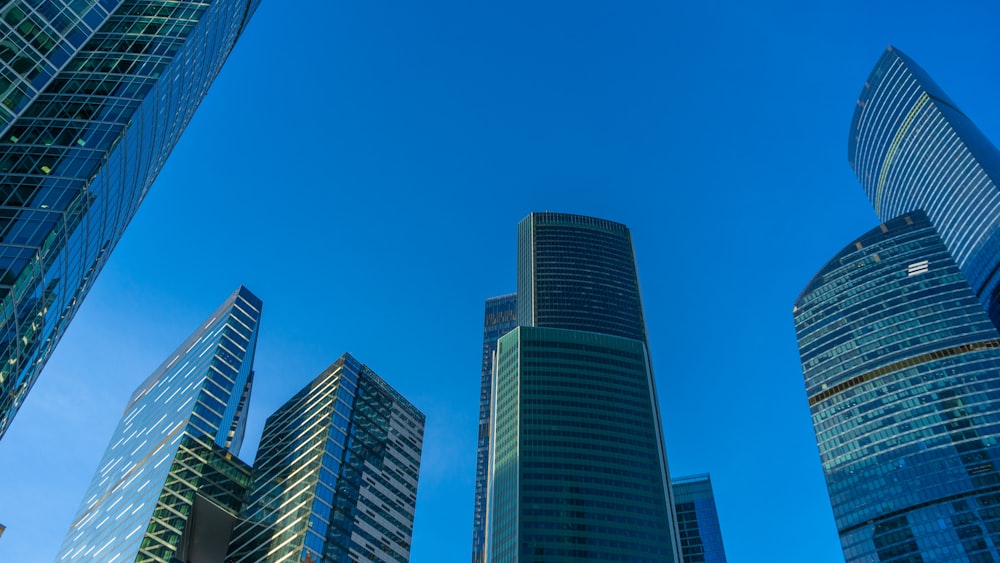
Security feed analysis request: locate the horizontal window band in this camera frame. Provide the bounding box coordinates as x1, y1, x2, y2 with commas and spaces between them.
808, 339, 1000, 406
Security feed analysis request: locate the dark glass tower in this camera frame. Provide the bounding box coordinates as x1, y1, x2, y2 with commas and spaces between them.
517, 212, 647, 341
472, 293, 517, 563
58, 286, 262, 562
0, 0, 261, 438
794, 212, 1000, 562
228, 353, 425, 563
485, 212, 681, 563
849, 46, 1000, 327
673, 474, 727, 563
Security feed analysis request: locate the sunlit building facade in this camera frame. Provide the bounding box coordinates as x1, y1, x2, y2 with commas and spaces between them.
673, 474, 727, 563
849, 46, 1000, 327
472, 294, 517, 563
229, 353, 425, 563
58, 286, 262, 562
795, 212, 1000, 562
0, 0, 261, 438
485, 212, 681, 563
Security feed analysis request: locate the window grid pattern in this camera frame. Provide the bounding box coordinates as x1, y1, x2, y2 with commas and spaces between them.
795, 213, 1000, 562
672, 474, 727, 563
57, 286, 261, 562
471, 293, 517, 563
848, 46, 1000, 330
489, 326, 677, 563
229, 353, 425, 563
0, 0, 260, 439
517, 212, 647, 343
0, 0, 117, 132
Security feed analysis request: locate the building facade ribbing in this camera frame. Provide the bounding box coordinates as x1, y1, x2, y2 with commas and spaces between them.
472, 293, 517, 563
229, 352, 425, 563
485, 212, 681, 562
0, 0, 261, 438
58, 286, 262, 562
794, 212, 1000, 562
517, 212, 647, 342
848, 46, 1000, 328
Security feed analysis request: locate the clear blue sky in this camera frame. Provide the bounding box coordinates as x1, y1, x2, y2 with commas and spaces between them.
2, 1, 1000, 561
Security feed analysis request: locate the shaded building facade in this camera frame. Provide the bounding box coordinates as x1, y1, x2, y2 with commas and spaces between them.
672, 474, 726, 563
849, 46, 1000, 327
0, 0, 261, 438
58, 286, 262, 561
485, 212, 681, 562
228, 352, 425, 563
794, 213, 1000, 561
472, 294, 517, 563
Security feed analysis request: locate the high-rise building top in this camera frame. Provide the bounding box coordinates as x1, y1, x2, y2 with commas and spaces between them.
229, 352, 425, 563
58, 286, 262, 562
487, 212, 681, 563
517, 212, 647, 341
673, 474, 727, 563
795, 212, 1000, 561
0, 0, 260, 438
471, 293, 517, 563
848, 46, 1000, 325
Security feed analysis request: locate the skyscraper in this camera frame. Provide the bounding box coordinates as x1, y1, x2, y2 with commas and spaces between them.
516, 212, 647, 342
848, 45, 1000, 327
472, 294, 517, 563
0, 0, 261, 438
485, 212, 681, 563
794, 212, 1000, 561
228, 352, 425, 563
58, 286, 262, 562
672, 474, 727, 563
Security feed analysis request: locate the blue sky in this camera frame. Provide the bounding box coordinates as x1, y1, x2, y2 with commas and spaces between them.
2, 1, 1000, 561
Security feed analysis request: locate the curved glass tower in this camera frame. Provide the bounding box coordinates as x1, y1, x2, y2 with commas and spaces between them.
0, 0, 261, 438
848, 46, 1000, 326
794, 212, 1000, 562
485, 212, 680, 563
517, 212, 647, 342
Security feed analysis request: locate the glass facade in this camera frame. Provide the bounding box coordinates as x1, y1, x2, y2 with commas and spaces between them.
848, 46, 1000, 328
58, 285, 262, 562
0, 0, 261, 438
472, 293, 517, 563
794, 212, 1000, 562
229, 352, 425, 563
485, 212, 681, 563
489, 326, 676, 562
517, 212, 647, 342
672, 474, 727, 563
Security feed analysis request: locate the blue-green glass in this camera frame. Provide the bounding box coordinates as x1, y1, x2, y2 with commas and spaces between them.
229, 353, 425, 563
796, 212, 1000, 562
0, 0, 260, 439
849, 47, 1000, 329
58, 286, 261, 562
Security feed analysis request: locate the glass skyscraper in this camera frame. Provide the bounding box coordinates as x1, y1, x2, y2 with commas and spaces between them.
484, 212, 681, 563
58, 286, 262, 562
516, 212, 647, 342
228, 352, 425, 563
0, 0, 261, 438
848, 46, 1000, 327
472, 293, 517, 563
672, 474, 726, 563
795, 212, 1000, 562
